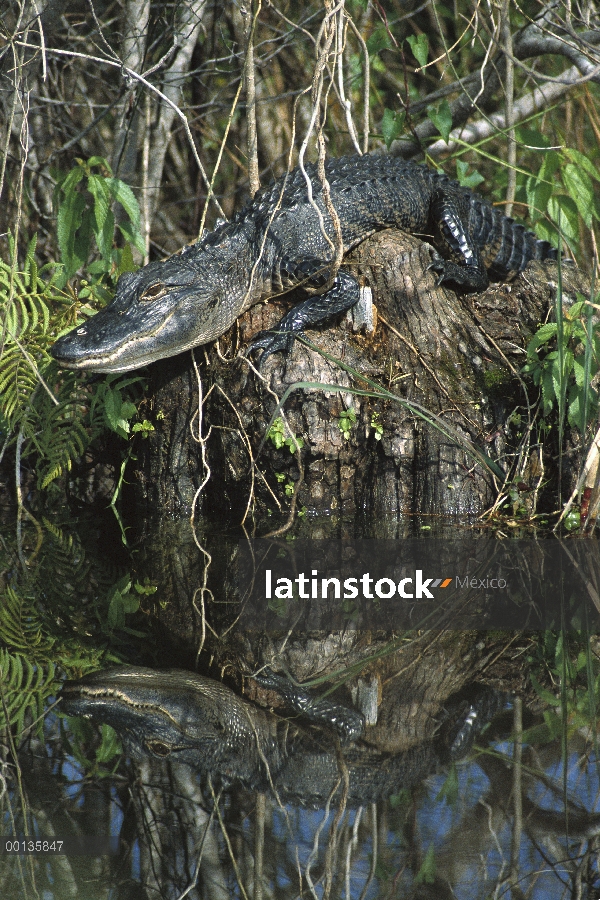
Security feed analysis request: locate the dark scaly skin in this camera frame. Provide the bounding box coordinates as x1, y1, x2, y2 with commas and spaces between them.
60, 665, 504, 807
253, 668, 365, 745
51, 155, 556, 373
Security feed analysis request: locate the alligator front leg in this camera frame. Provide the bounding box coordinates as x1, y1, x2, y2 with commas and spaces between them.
246, 269, 360, 368
428, 187, 490, 292
254, 669, 365, 745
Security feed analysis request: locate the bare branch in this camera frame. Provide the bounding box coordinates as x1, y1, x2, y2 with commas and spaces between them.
427, 62, 592, 157
242, 0, 262, 198
501, 0, 516, 216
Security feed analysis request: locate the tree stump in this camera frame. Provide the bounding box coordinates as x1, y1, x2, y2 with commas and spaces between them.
129, 230, 587, 523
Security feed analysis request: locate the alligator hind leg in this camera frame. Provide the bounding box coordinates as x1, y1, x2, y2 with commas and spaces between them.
246, 269, 360, 369
428, 187, 490, 292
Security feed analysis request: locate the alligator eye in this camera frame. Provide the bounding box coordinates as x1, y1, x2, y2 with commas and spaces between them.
140, 283, 166, 302
146, 740, 172, 757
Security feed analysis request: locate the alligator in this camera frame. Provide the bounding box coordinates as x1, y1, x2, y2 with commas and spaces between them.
60, 666, 504, 807
51, 154, 557, 373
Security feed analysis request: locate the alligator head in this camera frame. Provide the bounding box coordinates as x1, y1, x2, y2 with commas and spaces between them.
60, 666, 275, 786
51, 231, 253, 373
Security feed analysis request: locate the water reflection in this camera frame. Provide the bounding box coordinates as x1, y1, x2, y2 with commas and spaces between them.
1, 509, 600, 898
5, 720, 600, 899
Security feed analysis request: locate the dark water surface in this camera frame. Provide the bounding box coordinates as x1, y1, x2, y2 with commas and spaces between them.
2, 505, 600, 899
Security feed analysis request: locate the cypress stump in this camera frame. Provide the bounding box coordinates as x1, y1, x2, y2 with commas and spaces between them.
129, 230, 587, 523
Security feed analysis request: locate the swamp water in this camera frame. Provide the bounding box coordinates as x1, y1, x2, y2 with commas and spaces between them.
2, 505, 600, 899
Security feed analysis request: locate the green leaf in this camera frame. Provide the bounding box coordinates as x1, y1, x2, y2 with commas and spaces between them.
456, 160, 484, 189
563, 148, 600, 183
562, 164, 594, 228
108, 591, 125, 628
115, 242, 138, 276
366, 26, 391, 54
122, 594, 140, 614
406, 33, 428, 68
427, 100, 452, 144
530, 672, 560, 706
526, 323, 557, 354
86, 155, 112, 173
568, 391, 581, 430
526, 175, 552, 220
436, 762, 459, 804
118, 220, 145, 256
87, 174, 115, 260
103, 388, 131, 438
57, 166, 86, 197
533, 219, 559, 247
381, 108, 405, 149
541, 367, 556, 414
95, 724, 122, 763
518, 127, 549, 149
547, 194, 579, 243
572, 357, 585, 388
539, 150, 560, 180
108, 178, 141, 229
72, 207, 95, 275
57, 191, 86, 277
120, 400, 137, 420
415, 842, 436, 884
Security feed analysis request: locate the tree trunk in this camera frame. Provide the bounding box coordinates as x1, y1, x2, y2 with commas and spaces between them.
129, 231, 587, 523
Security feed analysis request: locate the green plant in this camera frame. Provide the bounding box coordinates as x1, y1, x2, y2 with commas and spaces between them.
523, 137, 600, 251
275, 471, 295, 497
105, 575, 145, 632
54, 156, 144, 286
522, 296, 599, 432
0, 648, 56, 741
0, 157, 148, 496
61, 717, 122, 777
267, 417, 304, 453
526, 631, 600, 747
370, 411, 384, 440
0, 511, 149, 742
132, 419, 155, 438
0, 233, 94, 489
90, 375, 145, 440
338, 408, 357, 440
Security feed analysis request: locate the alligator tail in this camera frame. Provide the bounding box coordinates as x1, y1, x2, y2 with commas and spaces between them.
468, 195, 557, 281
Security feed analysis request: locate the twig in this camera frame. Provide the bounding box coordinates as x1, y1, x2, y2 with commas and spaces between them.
336, 10, 361, 154
346, 16, 370, 153
501, 0, 516, 216
242, 0, 262, 198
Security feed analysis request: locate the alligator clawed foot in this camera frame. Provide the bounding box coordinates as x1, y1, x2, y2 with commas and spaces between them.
426, 251, 447, 287
246, 329, 296, 370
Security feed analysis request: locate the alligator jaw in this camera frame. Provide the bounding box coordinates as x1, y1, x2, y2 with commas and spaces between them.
50, 260, 239, 373
50, 323, 210, 374
49, 287, 197, 373
59, 666, 267, 772
50, 314, 177, 373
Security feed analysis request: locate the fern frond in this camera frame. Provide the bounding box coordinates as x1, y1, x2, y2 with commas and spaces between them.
0, 346, 39, 422
0, 649, 57, 740
0, 587, 55, 654
35, 402, 90, 489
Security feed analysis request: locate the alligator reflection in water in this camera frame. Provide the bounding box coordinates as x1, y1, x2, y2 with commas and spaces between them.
55, 666, 600, 900
60, 666, 504, 807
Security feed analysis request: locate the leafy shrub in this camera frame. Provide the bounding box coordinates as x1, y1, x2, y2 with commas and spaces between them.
0, 159, 146, 493
523, 297, 599, 433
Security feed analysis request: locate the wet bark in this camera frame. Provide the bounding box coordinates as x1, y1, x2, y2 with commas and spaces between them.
130, 230, 588, 522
